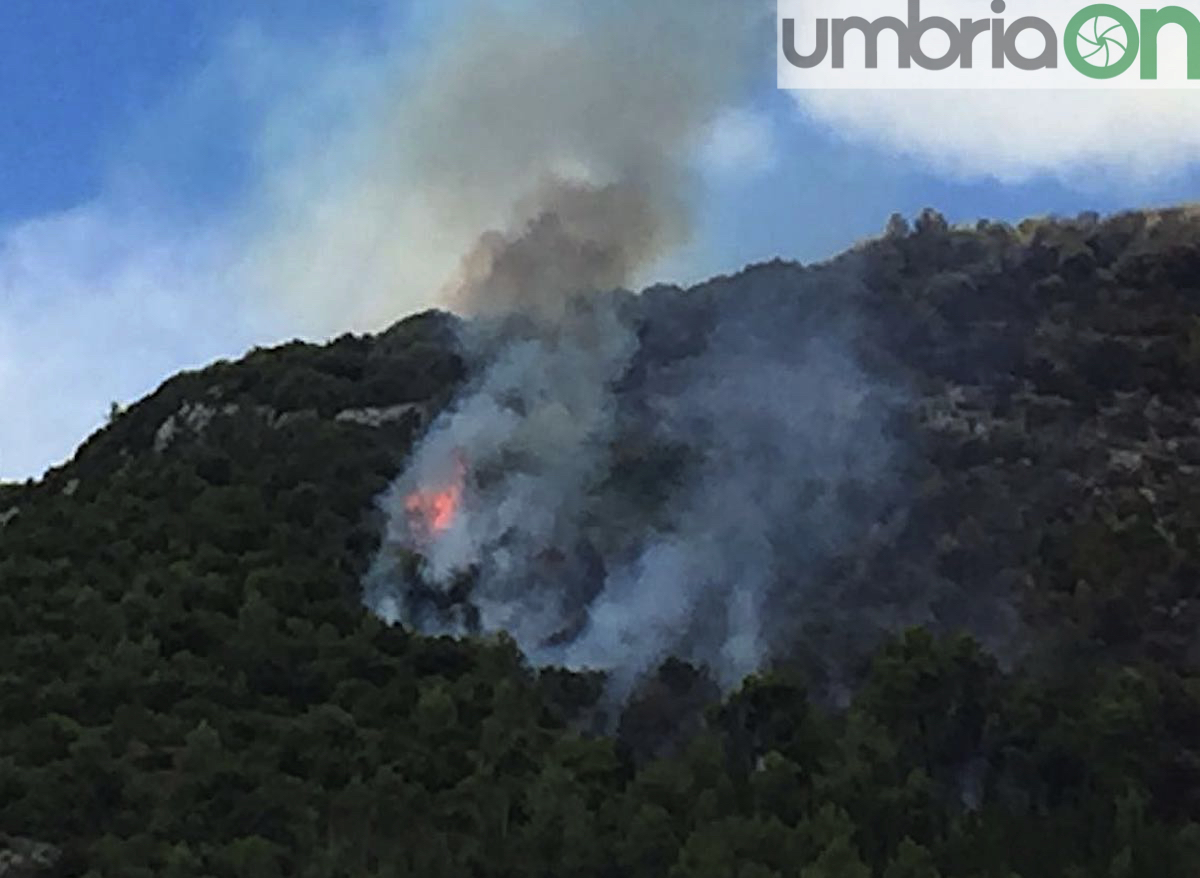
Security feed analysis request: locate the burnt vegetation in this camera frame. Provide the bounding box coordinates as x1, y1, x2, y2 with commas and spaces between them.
5, 208, 1200, 875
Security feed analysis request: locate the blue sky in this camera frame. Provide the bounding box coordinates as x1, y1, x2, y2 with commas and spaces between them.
2, 0, 1200, 480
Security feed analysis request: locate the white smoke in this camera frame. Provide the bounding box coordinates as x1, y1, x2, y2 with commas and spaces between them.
365, 266, 899, 690
356, 0, 901, 690
550, 322, 896, 690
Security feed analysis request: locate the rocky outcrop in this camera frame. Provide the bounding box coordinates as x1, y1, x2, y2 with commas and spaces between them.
153, 401, 242, 452
152, 400, 430, 453
334, 403, 426, 428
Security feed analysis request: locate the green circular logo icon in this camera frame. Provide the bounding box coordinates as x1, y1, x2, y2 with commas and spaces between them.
1065, 4, 1139, 78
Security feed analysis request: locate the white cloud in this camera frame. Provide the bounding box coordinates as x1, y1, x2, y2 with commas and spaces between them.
0, 18, 387, 481
0, 205, 267, 480
792, 89, 1200, 185
699, 108, 778, 176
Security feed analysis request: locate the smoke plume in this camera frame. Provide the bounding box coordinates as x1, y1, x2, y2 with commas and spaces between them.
358, 0, 902, 692
246, 0, 771, 332
365, 263, 899, 691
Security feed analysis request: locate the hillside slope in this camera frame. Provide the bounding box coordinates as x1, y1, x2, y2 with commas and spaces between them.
4, 208, 1200, 876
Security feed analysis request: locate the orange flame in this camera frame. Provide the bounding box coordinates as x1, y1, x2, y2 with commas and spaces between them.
404, 452, 467, 542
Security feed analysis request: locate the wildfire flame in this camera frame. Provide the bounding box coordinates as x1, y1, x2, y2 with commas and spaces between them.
404, 452, 467, 542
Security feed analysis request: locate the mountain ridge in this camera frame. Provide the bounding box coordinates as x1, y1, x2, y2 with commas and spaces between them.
5, 205, 1200, 875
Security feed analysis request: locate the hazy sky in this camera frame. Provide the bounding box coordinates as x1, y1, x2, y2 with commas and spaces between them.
3, 0, 1200, 480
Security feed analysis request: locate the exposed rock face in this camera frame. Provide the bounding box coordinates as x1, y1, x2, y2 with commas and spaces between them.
150, 400, 429, 457
64, 309, 464, 469
153, 402, 240, 452
334, 403, 426, 429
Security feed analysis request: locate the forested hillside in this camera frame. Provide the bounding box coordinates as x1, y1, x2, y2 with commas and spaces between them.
5, 207, 1200, 876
